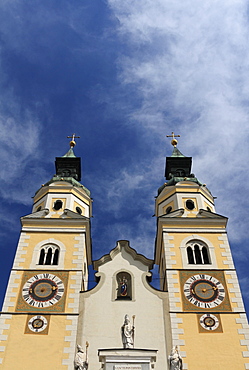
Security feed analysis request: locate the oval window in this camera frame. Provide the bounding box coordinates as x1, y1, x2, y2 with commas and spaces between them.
76, 206, 82, 215
54, 200, 63, 211
186, 200, 195, 210
166, 206, 172, 214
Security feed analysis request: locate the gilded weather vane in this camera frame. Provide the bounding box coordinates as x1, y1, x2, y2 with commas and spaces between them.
67, 133, 80, 148
166, 131, 180, 147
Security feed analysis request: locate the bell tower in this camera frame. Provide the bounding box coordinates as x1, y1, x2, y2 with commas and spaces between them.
0, 136, 92, 369
155, 133, 249, 369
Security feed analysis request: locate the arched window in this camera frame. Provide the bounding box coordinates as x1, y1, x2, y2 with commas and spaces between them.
116, 272, 132, 300
38, 245, 60, 265
187, 247, 194, 264
187, 241, 211, 265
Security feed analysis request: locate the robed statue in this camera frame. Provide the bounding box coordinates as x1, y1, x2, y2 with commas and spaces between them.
168, 346, 183, 370
121, 314, 135, 348
74, 343, 89, 370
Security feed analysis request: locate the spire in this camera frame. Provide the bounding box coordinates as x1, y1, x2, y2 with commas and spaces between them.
55, 134, 81, 181
165, 132, 192, 180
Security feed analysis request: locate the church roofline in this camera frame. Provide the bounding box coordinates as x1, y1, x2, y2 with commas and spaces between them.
93, 240, 154, 270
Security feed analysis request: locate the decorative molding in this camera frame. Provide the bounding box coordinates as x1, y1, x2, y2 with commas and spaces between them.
218, 234, 235, 269
2, 271, 21, 312
72, 234, 85, 270
162, 227, 227, 233
225, 271, 245, 312
166, 270, 181, 312
62, 315, 78, 369
93, 240, 153, 270
67, 272, 82, 313
169, 313, 187, 369
162, 233, 176, 269
13, 233, 30, 269
236, 313, 249, 368
22, 227, 87, 233
0, 314, 12, 363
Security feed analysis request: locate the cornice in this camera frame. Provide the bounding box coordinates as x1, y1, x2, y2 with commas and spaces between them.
93, 240, 154, 270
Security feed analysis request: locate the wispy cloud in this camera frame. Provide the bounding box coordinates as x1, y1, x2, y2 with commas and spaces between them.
106, 0, 249, 242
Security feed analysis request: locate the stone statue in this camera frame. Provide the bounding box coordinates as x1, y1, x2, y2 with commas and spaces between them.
168, 346, 183, 370
74, 343, 88, 370
121, 314, 135, 348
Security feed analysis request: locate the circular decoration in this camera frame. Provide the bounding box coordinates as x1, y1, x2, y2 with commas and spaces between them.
22, 273, 65, 308
200, 314, 219, 331
183, 273, 225, 308
28, 315, 48, 333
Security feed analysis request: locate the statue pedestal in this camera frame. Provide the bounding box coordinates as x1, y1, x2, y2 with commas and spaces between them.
98, 348, 157, 370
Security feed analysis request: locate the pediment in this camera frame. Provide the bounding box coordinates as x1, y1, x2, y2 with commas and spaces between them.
22, 208, 88, 220
196, 209, 227, 219
93, 240, 153, 270
160, 209, 184, 218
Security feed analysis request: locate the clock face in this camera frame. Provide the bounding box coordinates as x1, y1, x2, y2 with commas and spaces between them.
199, 314, 219, 331
22, 273, 65, 308
28, 315, 48, 333
183, 273, 225, 309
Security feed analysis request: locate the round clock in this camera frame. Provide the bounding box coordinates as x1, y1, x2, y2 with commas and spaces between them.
200, 314, 219, 331
22, 273, 65, 308
183, 273, 225, 309
28, 315, 48, 333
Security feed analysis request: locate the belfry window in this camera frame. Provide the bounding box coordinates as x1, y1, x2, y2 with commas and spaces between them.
186, 241, 211, 265
53, 200, 63, 211
38, 245, 60, 265
116, 272, 132, 300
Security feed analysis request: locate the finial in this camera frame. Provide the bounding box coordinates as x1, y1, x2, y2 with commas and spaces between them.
166, 132, 180, 147
67, 133, 80, 148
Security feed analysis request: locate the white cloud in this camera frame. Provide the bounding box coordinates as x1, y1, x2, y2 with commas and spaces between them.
107, 0, 249, 243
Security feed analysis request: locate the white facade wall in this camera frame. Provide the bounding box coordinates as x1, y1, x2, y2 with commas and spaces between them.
76, 244, 170, 369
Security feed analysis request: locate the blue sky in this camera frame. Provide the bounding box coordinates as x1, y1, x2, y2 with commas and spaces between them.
0, 0, 249, 314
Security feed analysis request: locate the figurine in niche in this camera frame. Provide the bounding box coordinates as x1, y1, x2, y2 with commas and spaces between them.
74, 343, 89, 370
120, 276, 128, 296
116, 272, 131, 300
121, 314, 135, 348
168, 346, 183, 370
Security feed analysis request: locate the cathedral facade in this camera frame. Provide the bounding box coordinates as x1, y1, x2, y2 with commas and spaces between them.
0, 136, 249, 369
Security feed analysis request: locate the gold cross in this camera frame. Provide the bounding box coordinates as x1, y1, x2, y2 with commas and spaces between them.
67, 133, 80, 148
166, 131, 180, 147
